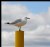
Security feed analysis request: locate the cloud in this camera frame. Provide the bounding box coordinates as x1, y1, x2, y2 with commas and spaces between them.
1, 31, 15, 46
25, 25, 50, 40
48, 7, 50, 15
2, 3, 28, 21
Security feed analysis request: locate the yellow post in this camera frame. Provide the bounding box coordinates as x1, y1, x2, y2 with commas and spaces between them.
15, 30, 24, 47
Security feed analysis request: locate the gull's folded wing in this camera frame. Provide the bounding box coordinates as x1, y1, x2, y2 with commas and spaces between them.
10, 19, 22, 24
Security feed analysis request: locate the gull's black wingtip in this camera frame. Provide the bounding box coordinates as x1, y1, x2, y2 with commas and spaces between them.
5, 22, 10, 24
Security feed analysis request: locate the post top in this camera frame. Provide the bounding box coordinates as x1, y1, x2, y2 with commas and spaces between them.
15, 30, 24, 32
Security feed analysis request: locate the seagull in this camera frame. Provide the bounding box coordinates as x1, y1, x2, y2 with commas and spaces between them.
5, 17, 30, 31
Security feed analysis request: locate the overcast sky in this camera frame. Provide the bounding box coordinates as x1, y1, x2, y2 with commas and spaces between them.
1, 1, 50, 47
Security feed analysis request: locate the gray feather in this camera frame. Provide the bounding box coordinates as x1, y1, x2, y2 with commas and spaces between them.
10, 19, 22, 24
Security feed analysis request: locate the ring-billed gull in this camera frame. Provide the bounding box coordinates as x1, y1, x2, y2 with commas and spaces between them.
5, 17, 30, 31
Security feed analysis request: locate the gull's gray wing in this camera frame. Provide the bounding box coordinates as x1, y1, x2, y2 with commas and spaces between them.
10, 19, 22, 24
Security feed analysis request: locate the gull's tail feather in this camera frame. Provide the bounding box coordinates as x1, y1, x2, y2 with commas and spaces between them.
5, 22, 10, 24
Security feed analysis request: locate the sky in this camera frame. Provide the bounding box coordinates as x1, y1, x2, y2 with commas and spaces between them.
1, 1, 50, 47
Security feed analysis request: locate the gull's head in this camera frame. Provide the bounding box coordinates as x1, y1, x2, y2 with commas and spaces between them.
25, 17, 30, 19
